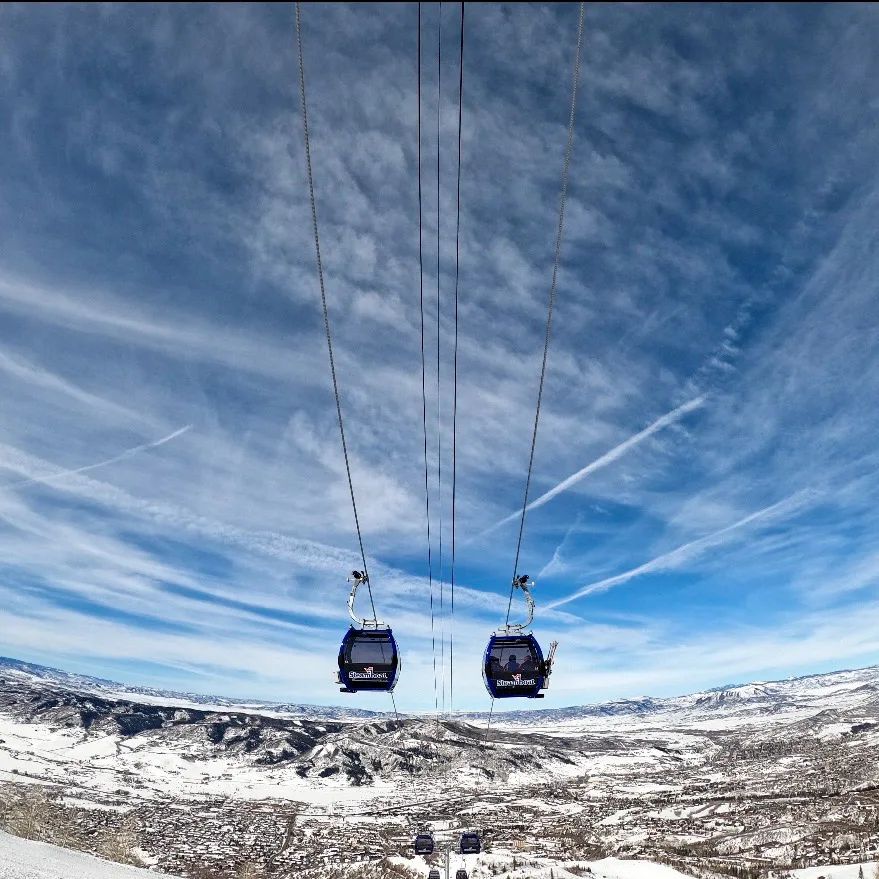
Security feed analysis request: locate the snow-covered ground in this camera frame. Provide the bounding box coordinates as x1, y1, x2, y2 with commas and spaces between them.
793, 864, 878, 879
591, 858, 701, 879
501, 670, 879, 736
0, 713, 395, 806
0, 831, 182, 879
396, 853, 701, 879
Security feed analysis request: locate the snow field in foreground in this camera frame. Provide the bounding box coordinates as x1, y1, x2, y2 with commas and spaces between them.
396, 853, 704, 879
0, 831, 182, 879
793, 864, 879, 879
396, 855, 879, 879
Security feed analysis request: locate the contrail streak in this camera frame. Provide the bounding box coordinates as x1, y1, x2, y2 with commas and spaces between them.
545, 490, 815, 610
5, 425, 193, 490
479, 396, 705, 539
538, 513, 583, 580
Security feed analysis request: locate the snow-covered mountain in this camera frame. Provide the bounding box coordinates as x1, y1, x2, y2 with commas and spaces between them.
6, 654, 878, 728
0, 656, 384, 720
0, 657, 605, 791
2, 657, 879, 878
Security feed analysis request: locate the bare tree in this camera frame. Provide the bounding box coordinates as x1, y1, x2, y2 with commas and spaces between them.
3, 787, 52, 841
98, 814, 139, 866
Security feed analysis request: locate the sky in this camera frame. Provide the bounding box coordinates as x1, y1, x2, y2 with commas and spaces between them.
1, 3, 879, 713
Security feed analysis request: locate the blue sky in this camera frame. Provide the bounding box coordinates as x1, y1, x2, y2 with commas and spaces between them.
2, 3, 879, 712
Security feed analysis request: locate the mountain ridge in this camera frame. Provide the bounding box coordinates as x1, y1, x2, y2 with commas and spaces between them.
3, 654, 878, 723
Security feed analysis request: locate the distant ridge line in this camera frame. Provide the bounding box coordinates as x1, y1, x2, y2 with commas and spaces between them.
3, 654, 878, 723
0, 656, 386, 720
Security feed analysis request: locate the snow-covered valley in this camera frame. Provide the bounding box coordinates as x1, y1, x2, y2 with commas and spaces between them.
1, 657, 879, 878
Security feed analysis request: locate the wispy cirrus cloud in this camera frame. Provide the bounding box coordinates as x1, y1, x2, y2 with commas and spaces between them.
546, 491, 817, 610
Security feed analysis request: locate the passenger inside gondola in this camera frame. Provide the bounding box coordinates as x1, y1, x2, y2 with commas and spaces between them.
488, 644, 538, 679
483, 634, 547, 698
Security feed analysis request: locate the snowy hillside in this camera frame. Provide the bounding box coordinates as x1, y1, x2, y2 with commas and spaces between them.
473, 664, 879, 730
2, 658, 879, 877
0, 657, 384, 721
0, 830, 183, 879
393, 853, 705, 879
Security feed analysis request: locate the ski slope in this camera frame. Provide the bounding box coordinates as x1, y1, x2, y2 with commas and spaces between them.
398, 854, 708, 879
0, 831, 181, 879
793, 864, 879, 879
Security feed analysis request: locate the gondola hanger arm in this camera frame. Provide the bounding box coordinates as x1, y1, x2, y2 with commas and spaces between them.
347, 570, 384, 628
499, 574, 536, 634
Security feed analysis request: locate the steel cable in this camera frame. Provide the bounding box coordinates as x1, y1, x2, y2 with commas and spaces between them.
417, 2, 441, 728
297, 4, 400, 722
295, 3, 378, 622
436, 1, 447, 721
449, 0, 464, 717
505, 1, 586, 626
